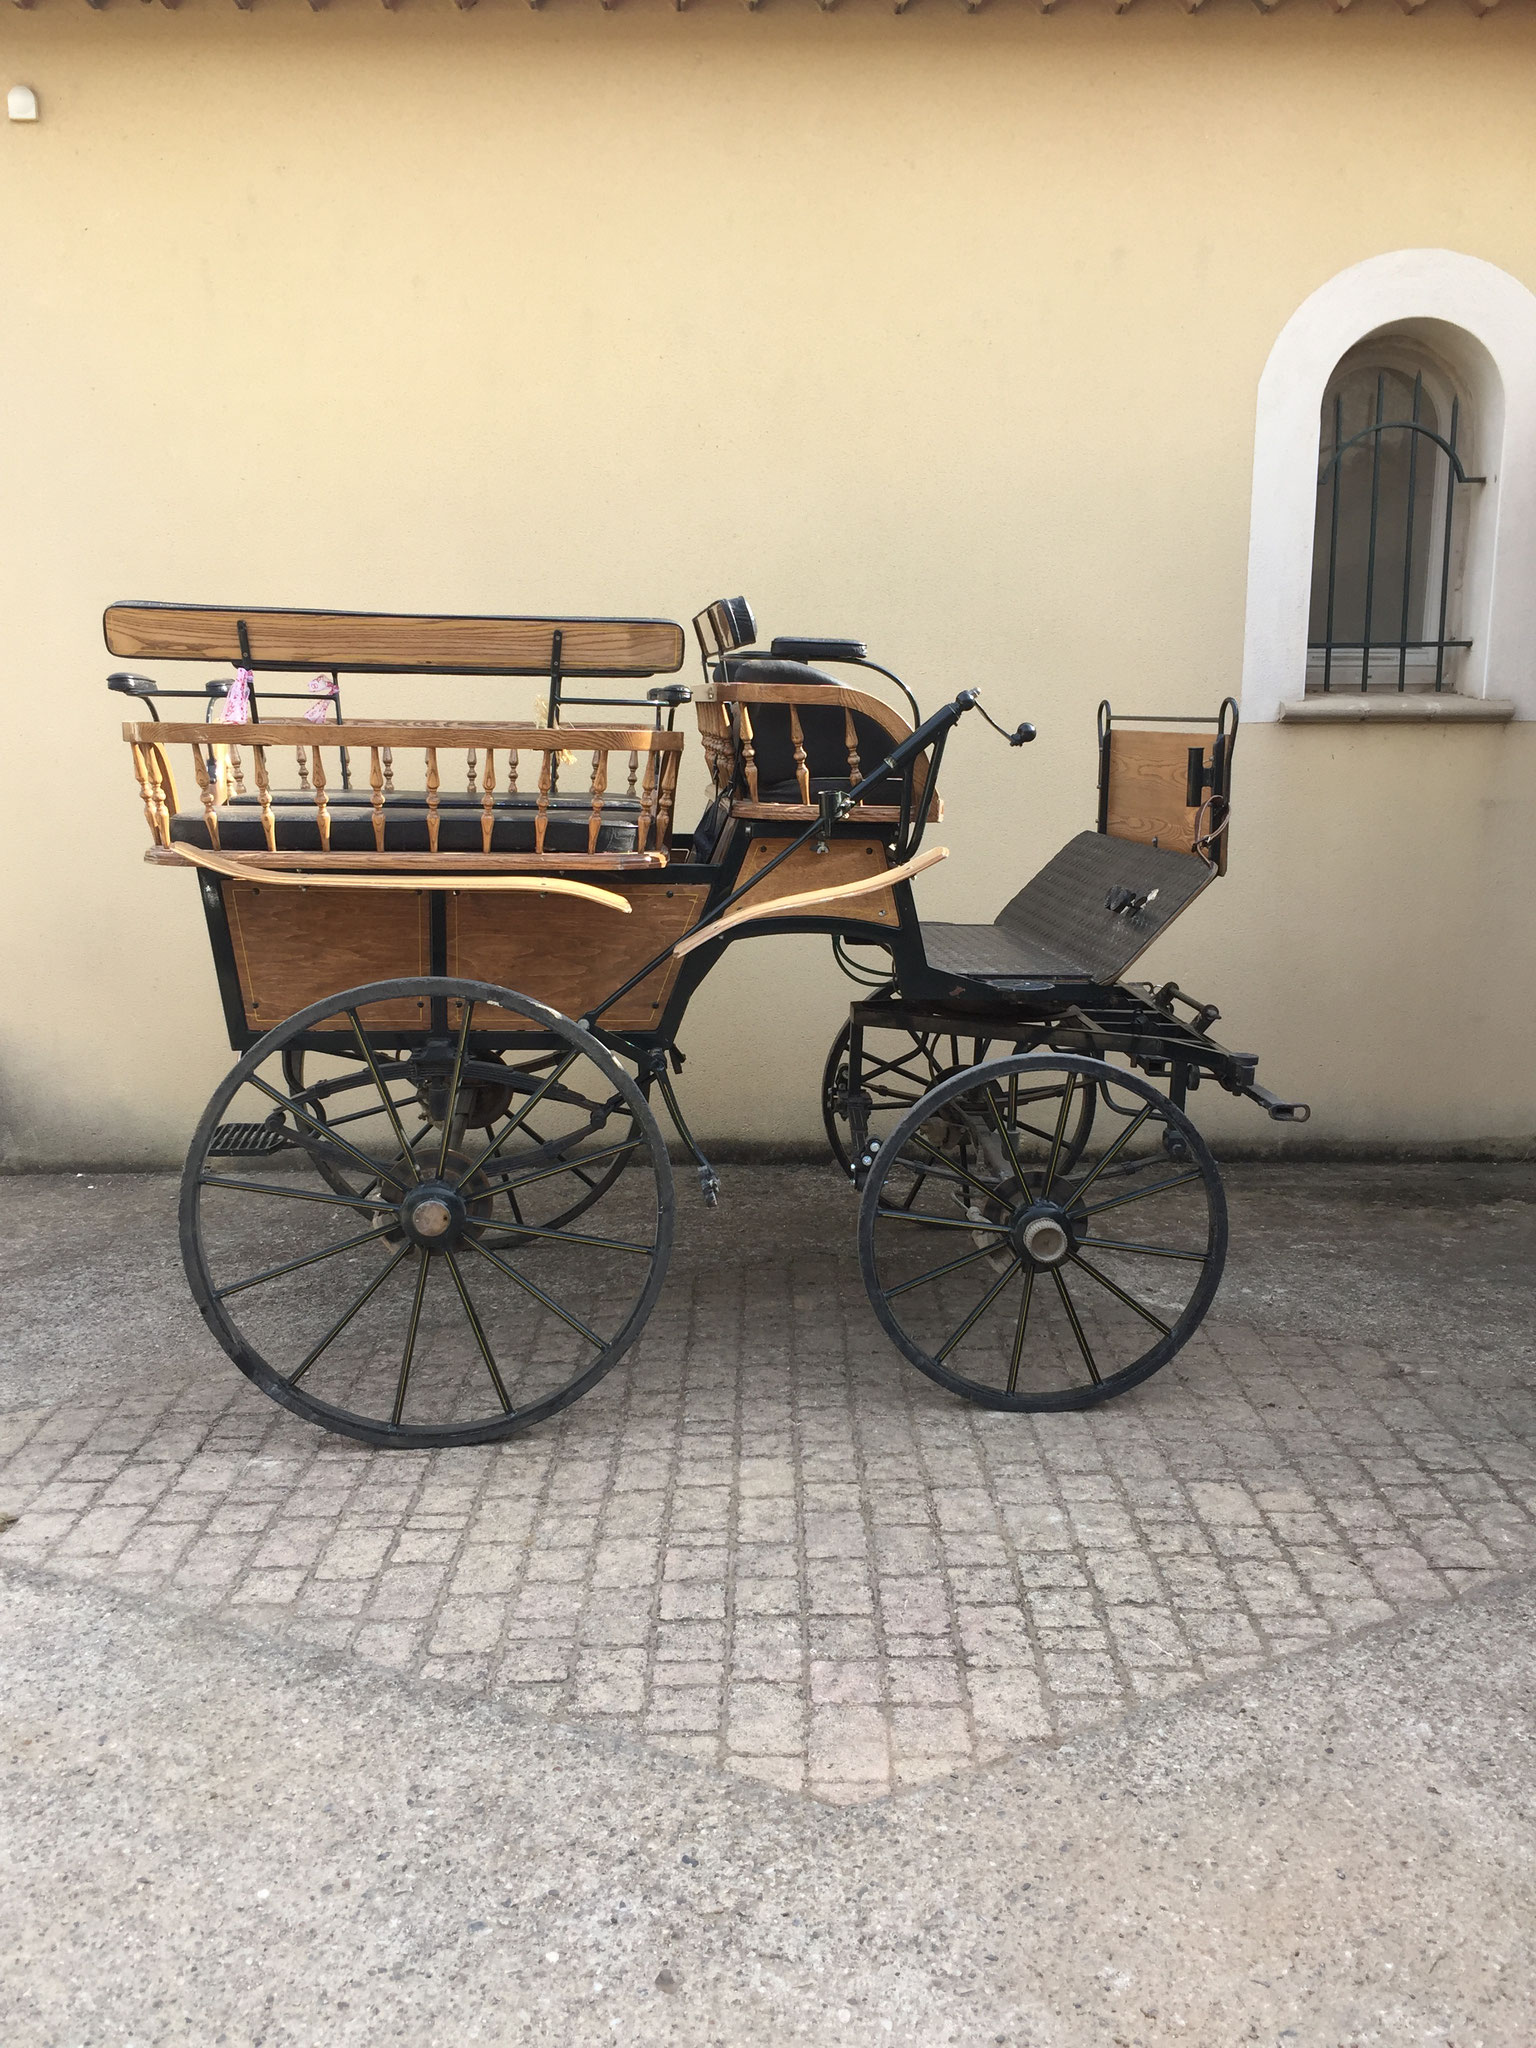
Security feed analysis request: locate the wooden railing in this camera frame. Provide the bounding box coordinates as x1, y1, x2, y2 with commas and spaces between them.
123, 721, 685, 862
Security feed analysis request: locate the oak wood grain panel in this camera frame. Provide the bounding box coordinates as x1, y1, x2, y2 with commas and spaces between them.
105, 605, 685, 677
734, 837, 897, 929
447, 884, 710, 1028
224, 886, 429, 1031
1104, 730, 1208, 858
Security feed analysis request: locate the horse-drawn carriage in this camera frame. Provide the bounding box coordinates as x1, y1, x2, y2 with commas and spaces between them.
110, 595, 1307, 1447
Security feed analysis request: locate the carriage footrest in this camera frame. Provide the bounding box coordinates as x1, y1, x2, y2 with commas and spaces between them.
207, 1122, 294, 1158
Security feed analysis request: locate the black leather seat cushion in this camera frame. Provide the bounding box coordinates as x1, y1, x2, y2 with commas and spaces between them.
171, 790, 644, 854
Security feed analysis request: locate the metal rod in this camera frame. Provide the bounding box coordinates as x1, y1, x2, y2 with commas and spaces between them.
1435, 396, 1460, 692
1323, 391, 1343, 695
1359, 373, 1387, 692
1397, 374, 1423, 693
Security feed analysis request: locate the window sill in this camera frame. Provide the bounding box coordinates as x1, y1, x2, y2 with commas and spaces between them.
1278, 695, 1516, 725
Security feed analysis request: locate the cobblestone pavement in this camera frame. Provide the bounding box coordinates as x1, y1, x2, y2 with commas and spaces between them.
3, 1164, 1534, 1805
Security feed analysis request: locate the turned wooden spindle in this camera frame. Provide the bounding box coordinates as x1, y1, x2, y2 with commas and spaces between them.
466, 747, 478, 796
789, 702, 810, 805
296, 746, 311, 793
738, 702, 759, 802
369, 746, 386, 853
844, 709, 862, 786
535, 747, 551, 857
382, 745, 395, 794
626, 750, 639, 798
656, 747, 679, 852
309, 746, 332, 853
252, 745, 276, 853
130, 743, 166, 847
636, 747, 658, 855
190, 743, 221, 850
480, 748, 496, 854
507, 748, 519, 797
425, 747, 441, 855
586, 748, 608, 856
228, 743, 247, 797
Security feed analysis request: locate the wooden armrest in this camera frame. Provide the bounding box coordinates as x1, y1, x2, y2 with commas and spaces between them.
673, 845, 946, 957
168, 843, 632, 911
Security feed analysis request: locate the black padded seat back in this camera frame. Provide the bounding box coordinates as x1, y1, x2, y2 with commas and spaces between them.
994, 831, 1214, 984
170, 798, 641, 855
714, 659, 904, 802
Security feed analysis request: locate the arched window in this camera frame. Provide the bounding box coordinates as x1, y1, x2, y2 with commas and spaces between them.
1307, 340, 1482, 695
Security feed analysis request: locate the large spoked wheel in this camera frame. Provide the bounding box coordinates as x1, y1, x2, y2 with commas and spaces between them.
182, 978, 673, 1448
858, 1053, 1226, 1411
279, 1044, 638, 1231
822, 1018, 1095, 1178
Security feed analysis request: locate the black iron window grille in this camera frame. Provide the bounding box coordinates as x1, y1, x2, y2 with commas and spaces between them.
1308, 366, 1484, 694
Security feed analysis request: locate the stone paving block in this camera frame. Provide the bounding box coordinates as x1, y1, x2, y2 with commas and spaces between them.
728, 1682, 805, 1757
810, 1661, 882, 1706
732, 1616, 802, 1682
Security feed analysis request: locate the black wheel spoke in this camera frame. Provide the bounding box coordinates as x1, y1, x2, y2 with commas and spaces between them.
391, 1254, 433, 1424
1069, 1103, 1155, 1204
434, 1000, 477, 1178
443, 1251, 513, 1413
1051, 1267, 1101, 1385
1005, 1266, 1036, 1394
468, 1217, 654, 1256
983, 1080, 1030, 1200
1041, 1073, 1077, 1200
935, 1258, 1020, 1362
467, 1238, 606, 1350
286, 1242, 413, 1387
882, 1238, 1002, 1300
454, 1048, 583, 1191
246, 1071, 409, 1186
1082, 1168, 1201, 1220
1077, 1234, 1207, 1263
473, 1135, 642, 1204
903, 1131, 1007, 1207
343, 1013, 426, 1186
215, 1223, 386, 1300
200, 1175, 396, 1216
873, 1207, 1009, 1236
1070, 1251, 1171, 1336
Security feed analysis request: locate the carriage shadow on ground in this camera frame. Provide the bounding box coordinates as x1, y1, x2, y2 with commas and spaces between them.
2, 1162, 1534, 1805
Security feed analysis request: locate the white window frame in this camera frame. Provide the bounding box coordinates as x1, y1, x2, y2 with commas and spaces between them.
1241, 250, 1536, 723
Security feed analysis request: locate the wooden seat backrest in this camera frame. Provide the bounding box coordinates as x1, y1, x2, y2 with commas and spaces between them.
105, 602, 686, 678
1097, 704, 1236, 876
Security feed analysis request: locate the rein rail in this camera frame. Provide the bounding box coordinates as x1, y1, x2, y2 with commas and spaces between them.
123, 721, 685, 861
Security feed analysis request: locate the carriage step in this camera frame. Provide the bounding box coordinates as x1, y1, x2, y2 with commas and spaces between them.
207, 1122, 293, 1158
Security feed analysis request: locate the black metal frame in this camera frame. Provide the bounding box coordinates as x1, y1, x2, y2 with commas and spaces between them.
1310, 369, 1485, 695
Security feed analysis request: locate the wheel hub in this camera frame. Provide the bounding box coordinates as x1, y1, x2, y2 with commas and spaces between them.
400, 1179, 469, 1252
1010, 1201, 1075, 1269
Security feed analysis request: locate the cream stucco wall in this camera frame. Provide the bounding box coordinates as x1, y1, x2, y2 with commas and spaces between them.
2, 2, 1534, 1165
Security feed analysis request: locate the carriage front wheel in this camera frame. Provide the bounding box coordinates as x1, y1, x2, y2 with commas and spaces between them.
181, 977, 674, 1448
857, 1053, 1226, 1411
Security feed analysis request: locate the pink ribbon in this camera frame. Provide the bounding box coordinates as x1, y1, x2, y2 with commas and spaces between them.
221, 668, 253, 724
305, 674, 339, 725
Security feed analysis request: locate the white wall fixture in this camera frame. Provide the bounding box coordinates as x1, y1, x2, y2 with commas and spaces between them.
8, 86, 39, 123
1241, 250, 1536, 723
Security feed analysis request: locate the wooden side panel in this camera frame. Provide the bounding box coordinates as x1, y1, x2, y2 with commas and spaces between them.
447, 883, 711, 1029
223, 886, 430, 1031
105, 604, 686, 677
1105, 731, 1207, 858
734, 837, 897, 929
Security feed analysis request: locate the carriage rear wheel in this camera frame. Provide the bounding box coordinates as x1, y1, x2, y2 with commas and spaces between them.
857, 1053, 1226, 1410
183, 977, 673, 1448
822, 1017, 1095, 1180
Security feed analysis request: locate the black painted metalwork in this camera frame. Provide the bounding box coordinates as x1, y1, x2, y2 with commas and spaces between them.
1310, 368, 1484, 693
